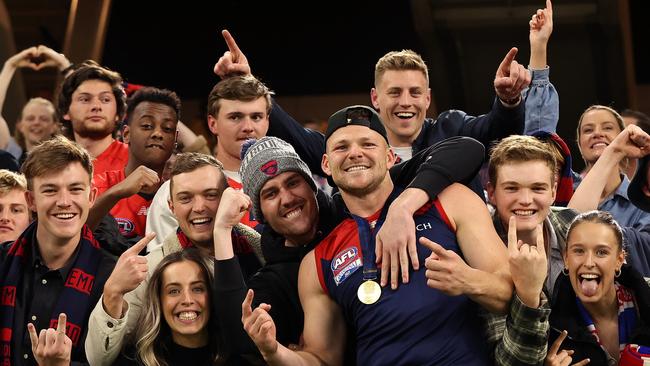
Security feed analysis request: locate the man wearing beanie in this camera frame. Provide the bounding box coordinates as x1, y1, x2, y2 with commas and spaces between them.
240, 105, 514, 365
211, 128, 487, 361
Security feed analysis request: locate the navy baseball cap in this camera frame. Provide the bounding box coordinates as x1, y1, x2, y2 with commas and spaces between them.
324, 105, 388, 143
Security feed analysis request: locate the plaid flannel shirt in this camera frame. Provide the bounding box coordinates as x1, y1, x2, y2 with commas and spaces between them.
485, 207, 577, 365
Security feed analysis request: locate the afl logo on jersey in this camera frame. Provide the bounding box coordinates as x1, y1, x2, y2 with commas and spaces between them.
331, 247, 362, 286
261, 160, 278, 176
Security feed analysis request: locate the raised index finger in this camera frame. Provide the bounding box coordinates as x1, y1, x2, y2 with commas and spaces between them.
222, 29, 242, 59
419, 237, 448, 258
498, 47, 518, 73
546, 0, 553, 16
124, 232, 155, 257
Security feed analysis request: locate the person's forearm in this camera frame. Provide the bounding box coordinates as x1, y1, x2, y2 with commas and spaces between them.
102, 288, 127, 319
0, 62, 17, 110
388, 188, 429, 215
394, 136, 485, 199
86, 187, 125, 229
264, 345, 329, 366
213, 227, 235, 260
568, 147, 623, 212
529, 40, 548, 70
176, 120, 199, 148
0, 63, 18, 149
494, 294, 550, 366
464, 268, 513, 314
213, 257, 258, 354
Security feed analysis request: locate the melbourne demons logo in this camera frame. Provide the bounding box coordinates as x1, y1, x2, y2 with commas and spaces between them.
116, 218, 134, 235
331, 247, 362, 286
261, 160, 278, 176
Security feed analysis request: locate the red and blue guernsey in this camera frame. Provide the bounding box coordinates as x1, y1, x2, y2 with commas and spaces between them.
314, 189, 490, 365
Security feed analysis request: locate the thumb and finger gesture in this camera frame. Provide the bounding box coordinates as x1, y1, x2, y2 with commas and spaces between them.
508, 216, 547, 307
422, 237, 470, 296
28, 313, 72, 366
545, 330, 590, 366
241, 289, 278, 356
108, 232, 155, 295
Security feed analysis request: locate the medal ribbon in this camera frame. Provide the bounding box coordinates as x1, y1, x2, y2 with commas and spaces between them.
350, 189, 401, 281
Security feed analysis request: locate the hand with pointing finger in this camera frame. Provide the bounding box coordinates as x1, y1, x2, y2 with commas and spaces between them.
545, 330, 590, 366
507, 216, 547, 308
422, 237, 473, 296
241, 289, 278, 359
214, 29, 251, 78
27, 313, 72, 366
102, 232, 155, 318
494, 47, 531, 104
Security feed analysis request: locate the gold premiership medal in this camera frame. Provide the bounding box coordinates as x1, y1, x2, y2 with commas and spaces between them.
357, 280, 381, 304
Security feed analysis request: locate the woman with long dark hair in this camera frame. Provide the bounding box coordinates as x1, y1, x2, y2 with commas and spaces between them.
114, 249, 229, 365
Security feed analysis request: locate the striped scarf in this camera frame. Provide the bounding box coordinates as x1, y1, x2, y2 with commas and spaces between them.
531, 131, 574, 206
0, 222, 103, 364
576, 282, 638, 356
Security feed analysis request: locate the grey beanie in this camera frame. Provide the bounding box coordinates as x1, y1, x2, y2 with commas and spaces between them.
239, 137, 317, 223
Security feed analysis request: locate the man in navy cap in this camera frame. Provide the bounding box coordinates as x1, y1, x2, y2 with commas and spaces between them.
241, 105, 514, 366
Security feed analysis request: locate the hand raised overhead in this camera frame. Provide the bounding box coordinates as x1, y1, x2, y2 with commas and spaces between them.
494, 47, 531, 103
5, 47, 40, 70
530, 0, 554, 46
214, 29, 251, 78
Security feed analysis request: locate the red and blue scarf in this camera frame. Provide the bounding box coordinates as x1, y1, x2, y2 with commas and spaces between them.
531, 131, 574, 206
0, 222, 103, 364
576, 282, 638, 357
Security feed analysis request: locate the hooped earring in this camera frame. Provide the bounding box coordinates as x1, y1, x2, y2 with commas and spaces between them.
562, 267, 569, 276
615, 268, 622, 278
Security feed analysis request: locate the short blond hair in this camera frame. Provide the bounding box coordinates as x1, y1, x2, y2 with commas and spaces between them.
488, 135, 557, 185
21, 135, 92, 190
0, 170, 27, 196
374, 50, 429, 86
